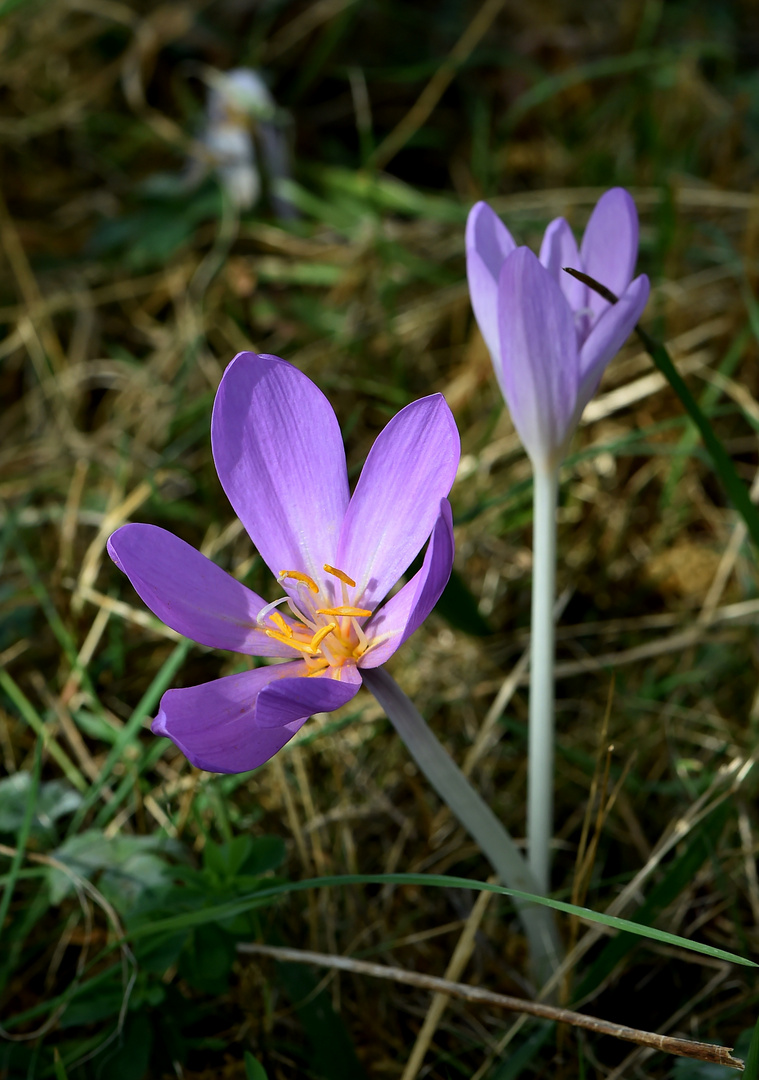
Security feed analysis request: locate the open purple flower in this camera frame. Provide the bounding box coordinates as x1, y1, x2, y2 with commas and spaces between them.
108, 353, 460, 773
466, 188, 650, 470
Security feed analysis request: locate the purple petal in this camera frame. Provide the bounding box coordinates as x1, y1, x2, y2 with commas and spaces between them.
152, 661, 360, 773
211, 353, 350, 589
539, 217, 587, 322
466, 202, 517, 367
580, 188, 639, 322
497, 247, 579, 468
255, 662, 361, 727
107, 523, 293, 657
336, 395, 460, 608
578, 274, 650, 397
359, 500, 454, 669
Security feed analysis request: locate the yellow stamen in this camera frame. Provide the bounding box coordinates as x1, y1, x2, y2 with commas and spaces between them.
268, 611, 292, 637
279, 570, 318, 593
265, 629, 315, 654
310, 622, 337, 650
305, 659, 330, 677
324, 564, 356, 588
316, 605, 372, 618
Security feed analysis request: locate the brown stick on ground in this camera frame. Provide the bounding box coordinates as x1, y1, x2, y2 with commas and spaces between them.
238, 942, 744, 1071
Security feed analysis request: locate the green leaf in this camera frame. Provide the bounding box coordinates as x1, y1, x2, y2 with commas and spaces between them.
96, 1011, 153, 1080
202, 833, 284, 882
745, 1016, 759, 1080
0, 773, 81, 842
179, 923, 237, 994
59, 982, 127, 1028
277, 958, 368, 1080
490, 1022, 553, 1080
48, 830, 181, 906
242, 835, 287, 876
244, 1053, 270, 1080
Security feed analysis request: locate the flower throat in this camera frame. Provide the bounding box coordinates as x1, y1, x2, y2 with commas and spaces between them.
257, 563, 372, 675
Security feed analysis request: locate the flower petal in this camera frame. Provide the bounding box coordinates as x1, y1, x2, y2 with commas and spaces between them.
539, 217, 587, 323
152, 660, 360, 773
580, 188, 639, 322
497, 247, 579, 468
359, 500, 454, 669
336, 395, 460, 607
107, 523, 293, 657
153, 661, 306, 772
578, 274, 650, 394
466, 202, 517, 366
255, 661, 361, 727
211, 353, 350, 588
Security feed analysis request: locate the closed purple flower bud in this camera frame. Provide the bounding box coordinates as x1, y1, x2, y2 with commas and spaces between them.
466, 188, 650, 470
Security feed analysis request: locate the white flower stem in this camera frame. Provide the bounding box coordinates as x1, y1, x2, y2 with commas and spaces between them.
528, 465, 560, 895
362, 666, 562, 984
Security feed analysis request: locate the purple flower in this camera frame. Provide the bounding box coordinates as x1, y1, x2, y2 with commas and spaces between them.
466, 188, 650, 470
108, 353, 460, 774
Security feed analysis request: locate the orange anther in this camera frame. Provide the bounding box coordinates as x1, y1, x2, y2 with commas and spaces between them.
279, 570, 319, 593
323, 564, 356, 588
310, 622, 337, 651
316, 605, 372, 618
268, 611, 292, 637
265, 629, 315, 655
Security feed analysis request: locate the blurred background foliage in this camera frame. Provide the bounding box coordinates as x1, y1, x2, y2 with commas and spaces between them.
3, 0, 759, 1077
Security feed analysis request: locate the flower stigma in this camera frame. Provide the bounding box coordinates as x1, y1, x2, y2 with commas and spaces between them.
256, 564, 373, 673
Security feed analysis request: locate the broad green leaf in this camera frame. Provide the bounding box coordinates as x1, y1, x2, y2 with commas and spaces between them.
48, 830, 181, 905
276, 957, 368, 1080
0, 772, 81, 841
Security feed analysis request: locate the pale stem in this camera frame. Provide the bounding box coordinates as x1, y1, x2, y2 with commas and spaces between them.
362, 666, 562, 984
528, 465, 560, 895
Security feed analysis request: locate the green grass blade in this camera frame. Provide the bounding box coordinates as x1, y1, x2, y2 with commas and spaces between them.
67, 639, 192, 832
659, 324, 751, 513
506, 44, 724, 126
565, 269, 759, 551
53, 1048, 69, 1080
0, 738, 41, 945
638, 324, 759, 549
123, 872, 755, 968
10, 523, 101, 706
0, 669, 87, 793
575, 802, 730, 1000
